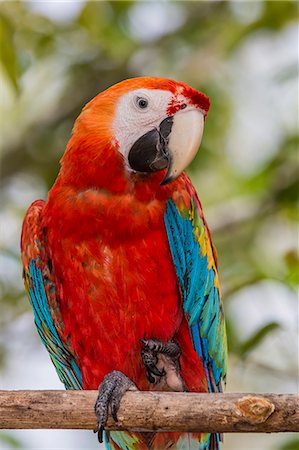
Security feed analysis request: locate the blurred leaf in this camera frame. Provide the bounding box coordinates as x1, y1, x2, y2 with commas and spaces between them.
0, 432, 22, 449
0, 344, 6, 369
223, 273, 267, 298
0, 247, 20, 261
253, 0, 298, 31
274, 176, 299, 206
239, 322, 281, 357
274, 63, 299, 82
225, 316, 241, 354
279, 438, 299, 450
284, 250, 299, 286
78, 1, 110, 41
0, 13, 18, 90
110, 0, 134, 14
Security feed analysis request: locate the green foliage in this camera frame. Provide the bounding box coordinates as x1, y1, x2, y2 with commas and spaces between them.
0, 13, 18, 90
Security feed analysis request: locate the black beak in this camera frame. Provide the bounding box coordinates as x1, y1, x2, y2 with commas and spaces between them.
128, 117, 173, 174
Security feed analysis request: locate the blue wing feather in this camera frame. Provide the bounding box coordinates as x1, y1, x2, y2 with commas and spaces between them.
21, 201, 82, 390
164, 199, 227, 392
27, 259, 82, 390
165, 196, 227, 450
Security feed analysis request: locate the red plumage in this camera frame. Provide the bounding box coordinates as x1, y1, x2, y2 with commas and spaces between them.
42, 168, 207, 391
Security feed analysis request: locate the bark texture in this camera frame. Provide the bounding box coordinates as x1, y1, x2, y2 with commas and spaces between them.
0, 391, 298, 433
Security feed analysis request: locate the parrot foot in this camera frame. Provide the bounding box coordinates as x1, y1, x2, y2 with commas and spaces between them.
94, 370, 137, 443
141, 339, 185, 391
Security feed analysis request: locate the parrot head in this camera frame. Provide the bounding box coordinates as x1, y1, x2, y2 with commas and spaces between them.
62, 77, 210, 189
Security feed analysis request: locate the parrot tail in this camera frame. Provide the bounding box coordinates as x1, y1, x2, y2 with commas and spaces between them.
107, 431, 220, 449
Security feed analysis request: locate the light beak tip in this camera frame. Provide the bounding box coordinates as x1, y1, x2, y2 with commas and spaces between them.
160, 167, 179, 185
160, 175, 173, 186
160, 160, 175, 185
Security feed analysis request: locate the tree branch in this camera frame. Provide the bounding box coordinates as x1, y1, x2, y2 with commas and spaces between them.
0, 391, 298, 433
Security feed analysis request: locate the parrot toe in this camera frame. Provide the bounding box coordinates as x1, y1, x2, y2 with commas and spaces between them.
94, 370, 137, 443
141, 338, 181, 358
141, 345, 166, 383
141, 338, 184, 390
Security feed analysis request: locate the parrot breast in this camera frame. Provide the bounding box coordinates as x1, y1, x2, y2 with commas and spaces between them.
43, 172, 207, 393
43, 178, 181, 390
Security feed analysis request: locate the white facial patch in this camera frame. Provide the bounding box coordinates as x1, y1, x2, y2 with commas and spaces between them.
112, 88, 173, 164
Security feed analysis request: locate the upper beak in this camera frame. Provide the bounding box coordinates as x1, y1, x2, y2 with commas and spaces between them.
160, 109, 204, 185
127, 109, 204, 183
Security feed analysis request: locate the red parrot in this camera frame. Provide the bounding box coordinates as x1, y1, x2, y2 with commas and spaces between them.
21, 77, 227, 450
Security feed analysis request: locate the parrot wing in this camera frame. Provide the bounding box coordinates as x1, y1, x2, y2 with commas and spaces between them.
164, 176, 227, 394
21, 200, 82, 390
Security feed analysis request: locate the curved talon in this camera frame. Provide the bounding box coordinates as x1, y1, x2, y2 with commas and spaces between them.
95, 370, 136, 443
141, 348, 165, 376
146, 362, 165, 377
145, 362, 166, 384
141, 343, 166, 384
97, 425, 104, 444
146, 370, 155, 384
110, 394, 121, 422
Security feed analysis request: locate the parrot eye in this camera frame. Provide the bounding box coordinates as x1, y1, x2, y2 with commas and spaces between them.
136, 97, 149, 110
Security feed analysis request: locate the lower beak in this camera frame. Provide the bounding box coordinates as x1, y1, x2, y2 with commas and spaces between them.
160, 109, 204, 185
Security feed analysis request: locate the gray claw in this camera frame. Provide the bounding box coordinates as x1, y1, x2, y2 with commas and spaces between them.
95, 370, 136, 443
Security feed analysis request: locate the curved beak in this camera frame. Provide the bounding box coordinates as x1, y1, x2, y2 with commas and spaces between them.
160, 109, 204, 185
127, 109, 204, 184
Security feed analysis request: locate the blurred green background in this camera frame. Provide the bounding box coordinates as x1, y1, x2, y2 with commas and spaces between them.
0, 1, 298, 449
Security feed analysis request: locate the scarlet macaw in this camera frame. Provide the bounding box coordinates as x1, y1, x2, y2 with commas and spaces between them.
21, 77, 227, 449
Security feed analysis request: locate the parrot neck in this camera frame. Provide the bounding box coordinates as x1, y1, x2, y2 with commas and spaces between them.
57, 134, 129, 194
54, 134, 177, 201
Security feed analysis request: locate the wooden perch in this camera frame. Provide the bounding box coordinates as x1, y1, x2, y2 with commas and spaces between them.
0, 391, 298, 433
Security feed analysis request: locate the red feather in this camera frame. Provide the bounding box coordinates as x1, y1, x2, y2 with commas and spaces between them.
42, 164, 208, 391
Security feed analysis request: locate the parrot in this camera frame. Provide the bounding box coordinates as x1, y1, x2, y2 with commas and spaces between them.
21, 77, 227, 450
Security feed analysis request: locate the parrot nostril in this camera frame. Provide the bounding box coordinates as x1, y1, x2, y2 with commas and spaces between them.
181, 103, 187, 110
